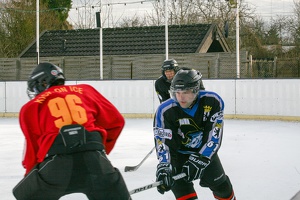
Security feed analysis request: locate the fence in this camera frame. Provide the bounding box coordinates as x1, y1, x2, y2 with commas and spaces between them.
0, 52, 299, 81
250, 57, 300, 78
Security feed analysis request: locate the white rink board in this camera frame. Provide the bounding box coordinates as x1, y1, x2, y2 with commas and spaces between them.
235, 79, 300, 116
1, 79, 299, 118
81, 80, 159, 114
202, 79, 236, 115
5, 82, 28, 113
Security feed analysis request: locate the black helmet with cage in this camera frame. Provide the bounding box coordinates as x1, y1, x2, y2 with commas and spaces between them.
170, 68, 202, 101
27, 62, 65, 99
161, 59, 179, 78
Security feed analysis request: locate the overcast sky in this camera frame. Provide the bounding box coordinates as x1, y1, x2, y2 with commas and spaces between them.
67, 0, 295, 28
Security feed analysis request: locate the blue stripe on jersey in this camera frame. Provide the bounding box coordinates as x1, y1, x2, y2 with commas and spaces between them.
154, 98, 176, 128
199, 90, 225, 111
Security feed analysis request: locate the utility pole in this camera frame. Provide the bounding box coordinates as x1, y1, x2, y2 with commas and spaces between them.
165, 0, 168, 60
36, 0, 40, 64
226, 0, 240, 78
236, 0, 240, 78
99, 11, 103, 80
96, 2, 103, 79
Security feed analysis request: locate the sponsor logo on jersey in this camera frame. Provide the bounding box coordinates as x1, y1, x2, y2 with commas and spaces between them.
189, 155, 209, 167
210, 111, 223, 122
154, 128, 172, 139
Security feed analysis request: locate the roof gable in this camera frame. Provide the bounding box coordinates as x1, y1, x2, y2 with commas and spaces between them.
20, 24, 230, 57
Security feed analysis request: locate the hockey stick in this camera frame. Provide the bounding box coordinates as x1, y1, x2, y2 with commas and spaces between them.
129, 173, 186, 195
124, 147, 155, 172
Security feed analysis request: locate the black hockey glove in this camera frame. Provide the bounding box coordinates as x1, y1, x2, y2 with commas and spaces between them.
182, 153, 210, 182
156, 163, 174, 194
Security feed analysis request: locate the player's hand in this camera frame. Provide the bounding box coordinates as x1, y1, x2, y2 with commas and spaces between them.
156, 163, 174, 194
182, 153, 210, 182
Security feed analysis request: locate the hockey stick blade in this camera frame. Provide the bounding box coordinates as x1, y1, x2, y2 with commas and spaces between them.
129, 173, 186, 195
124, 147, 155, 172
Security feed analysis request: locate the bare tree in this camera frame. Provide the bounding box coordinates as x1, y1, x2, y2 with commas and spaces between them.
288, 0, 300, 53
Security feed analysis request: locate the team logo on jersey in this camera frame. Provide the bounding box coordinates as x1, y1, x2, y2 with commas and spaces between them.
203, 105, 212, 121
184, 131, 203, 148
154, 128, 172, 140
177, 118, 204, 148
210, 111, 223, 122
212, 123, 222, 139
156, 141, 169, 163
157, 142, 167, 153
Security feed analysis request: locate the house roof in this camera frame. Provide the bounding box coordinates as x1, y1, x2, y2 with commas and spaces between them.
19, 24, 230, 58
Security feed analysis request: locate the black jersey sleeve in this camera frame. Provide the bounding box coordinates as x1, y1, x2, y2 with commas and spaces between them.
155, 77, 171, 103
153, 100, 180, 164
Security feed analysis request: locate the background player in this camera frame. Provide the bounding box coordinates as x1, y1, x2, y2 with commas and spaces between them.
155, 59, 205, 103
155, 59, 179, 103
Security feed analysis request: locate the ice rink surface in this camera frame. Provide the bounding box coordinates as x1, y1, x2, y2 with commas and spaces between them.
1, 117, 300, 200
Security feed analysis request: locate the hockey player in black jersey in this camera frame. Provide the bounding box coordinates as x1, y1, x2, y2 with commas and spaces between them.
155, 59, 205, 104
155, 59, 179, 103
153, 69, 236, 200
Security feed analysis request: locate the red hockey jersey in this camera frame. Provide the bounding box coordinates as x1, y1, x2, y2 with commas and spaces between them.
19, 84, 125, 175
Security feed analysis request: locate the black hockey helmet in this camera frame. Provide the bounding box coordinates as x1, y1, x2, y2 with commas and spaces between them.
170, 69, 202, 100
27, 62, 65, 99
161, 59, 179, 77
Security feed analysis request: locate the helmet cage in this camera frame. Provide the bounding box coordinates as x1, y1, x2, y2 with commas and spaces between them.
170, 81, 200, 101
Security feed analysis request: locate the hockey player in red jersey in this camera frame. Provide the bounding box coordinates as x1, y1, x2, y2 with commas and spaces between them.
13, 62, 131, 200
154, 69, 236, 200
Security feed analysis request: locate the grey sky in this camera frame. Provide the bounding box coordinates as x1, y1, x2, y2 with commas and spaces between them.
68, 0, 295, 28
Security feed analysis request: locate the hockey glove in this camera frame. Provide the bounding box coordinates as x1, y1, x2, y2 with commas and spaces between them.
156, 163, 174, 194
182, 153, 210, 182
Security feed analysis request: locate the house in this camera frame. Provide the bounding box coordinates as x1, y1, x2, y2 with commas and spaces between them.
12, 24, 237, 80
19, 24, 231, 58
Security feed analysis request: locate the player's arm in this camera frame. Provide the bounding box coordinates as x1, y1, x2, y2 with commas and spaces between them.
199, 95, 225, 159
153, 106, 178, 164
19, 105, 40, 175
153, 109, 178, 194
159, 91, 170, 103
155, 80, 164, 103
